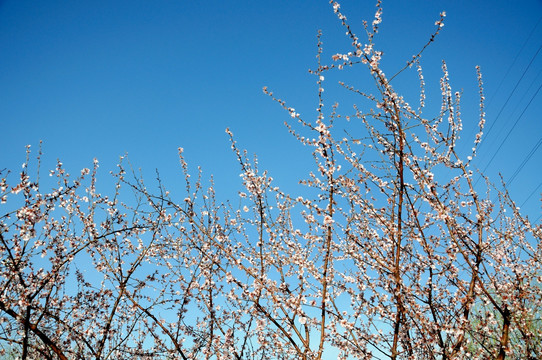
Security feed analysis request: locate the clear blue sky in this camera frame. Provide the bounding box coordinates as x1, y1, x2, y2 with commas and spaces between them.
1, 0, 541, 219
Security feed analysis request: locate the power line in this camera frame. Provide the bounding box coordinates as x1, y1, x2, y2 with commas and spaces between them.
485, 15, 542, 109
508, 136, 542, 186
479, 42, 542, 151
464, 16, 542, 151
520, 180, 542, 208
490, 67, 542, 145
479, 81, 542, 176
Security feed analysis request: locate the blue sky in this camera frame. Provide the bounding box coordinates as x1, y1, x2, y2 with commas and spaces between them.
1, 0, 541, 219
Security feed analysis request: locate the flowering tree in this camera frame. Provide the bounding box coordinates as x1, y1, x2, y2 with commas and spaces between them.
1, 1, 541, 359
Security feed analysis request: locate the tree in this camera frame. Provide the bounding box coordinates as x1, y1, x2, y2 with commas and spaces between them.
1, 1, 541, 359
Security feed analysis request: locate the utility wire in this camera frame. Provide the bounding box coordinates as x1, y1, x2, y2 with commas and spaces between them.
485, 15, 542, 109
463, 16, 542, 155
490, 67, 542, 145
476, 81, 542, 184
508, 136, 542, 186
520, 181, 542, 208
473, 17, 542, 216
479, 42, 542, 151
